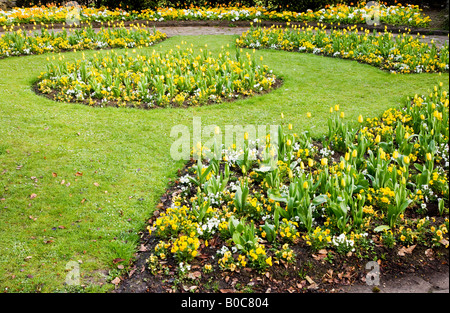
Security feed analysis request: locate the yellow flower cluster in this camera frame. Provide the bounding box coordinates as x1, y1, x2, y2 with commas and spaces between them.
278, 218, 300, 242
303, 226, 332, 251
217, 250, 248, 271
153, 205, 199, 238
274, 243, 295, 264
171, 235, 201, 262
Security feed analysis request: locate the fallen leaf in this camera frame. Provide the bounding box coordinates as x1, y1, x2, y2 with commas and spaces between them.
425, 248, 434, 260
138, 244, 147, 252
30, 193, 37, 199
219, 289, 234, 293
305, 275, 318, 289
398, 244, 416, 256
93, 182, 99, 187
52, 172, 57, 177
183, 285, 198, 292
117, 265, 124, 270
113, 258, 124, 264
81, 198, 86, 204
187, 271, 202, 280
318, 249, 328, 255
75, 172, 83, 176
305, 275, 315, 285
58, 225, 65, 229
111, 277, 121, 285
439, 238, 449, 246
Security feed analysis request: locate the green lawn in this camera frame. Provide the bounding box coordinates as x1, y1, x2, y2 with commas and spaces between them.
0, 34, 448, 292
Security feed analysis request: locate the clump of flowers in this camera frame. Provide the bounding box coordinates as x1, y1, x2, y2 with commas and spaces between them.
171, 235, 201, 263
237, 25, 449, 74
273, 243, 296, 264
37, 42, 278, 108
0, 25, 167, 59
303, 226, 332, 251
332, 233, 356, 254
278, 218, 300, 243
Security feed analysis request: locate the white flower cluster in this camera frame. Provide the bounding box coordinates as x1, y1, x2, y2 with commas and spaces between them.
196, 215, 223, 237
178, 174, 192, 195
332, 233, 355, 252
319, 147, 335, 158
178, 262, 191, 274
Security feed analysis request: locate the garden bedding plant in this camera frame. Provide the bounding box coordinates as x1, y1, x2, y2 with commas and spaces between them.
0, 2, 432, 27
0, 23, 167, 58
237, 25, 449, 74
137, 84, 449, 291
0, 30, 448, 292
35, 43, 280, 108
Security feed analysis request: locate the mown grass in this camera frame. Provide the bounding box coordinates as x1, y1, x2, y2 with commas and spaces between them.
0, 34, 448, 292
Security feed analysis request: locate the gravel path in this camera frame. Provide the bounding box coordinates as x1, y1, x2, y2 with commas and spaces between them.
340, 269, 449, 293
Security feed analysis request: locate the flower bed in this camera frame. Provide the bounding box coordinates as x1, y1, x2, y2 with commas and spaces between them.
0, 3, 432, 28
141, 84, 448, 287
236, 26, 449, 74
36, 43, 279, 108
0, 24, 167, 58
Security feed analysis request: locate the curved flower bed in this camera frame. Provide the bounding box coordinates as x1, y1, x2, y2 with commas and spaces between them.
0, 24, 167, 58
0, 3, 431, 28
144, 84, 449, 278
36, 44, 279, 108
236, 26, 449, 74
